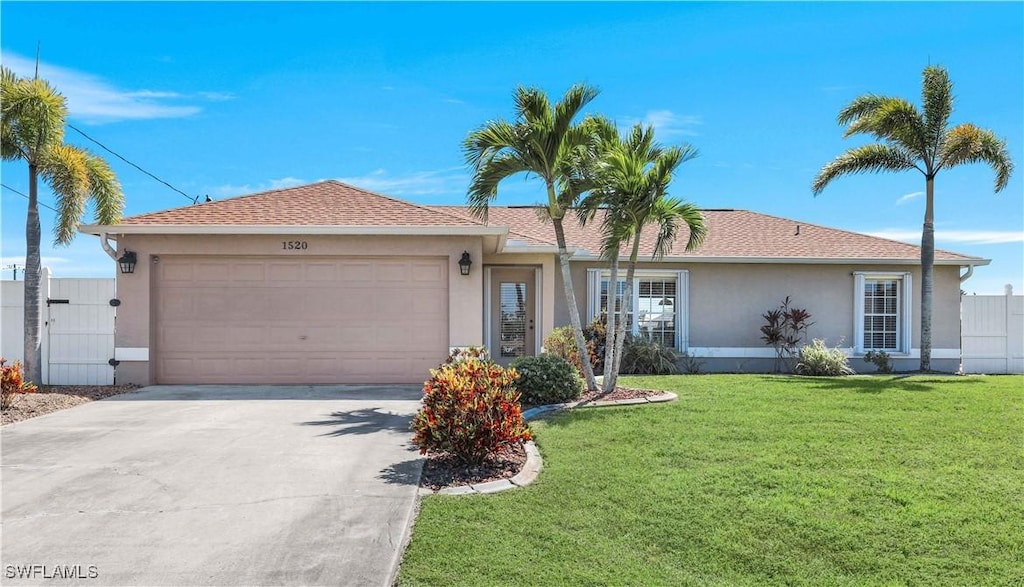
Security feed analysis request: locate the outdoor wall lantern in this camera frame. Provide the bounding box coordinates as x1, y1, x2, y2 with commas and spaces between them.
458, 251, 472, 276
118, 250, 138, 274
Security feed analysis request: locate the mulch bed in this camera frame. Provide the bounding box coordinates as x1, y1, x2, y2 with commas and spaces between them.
2, 384, 140, 426
420, 443, 527, 492
421, 385, 663, 490
575, 385, 665, 405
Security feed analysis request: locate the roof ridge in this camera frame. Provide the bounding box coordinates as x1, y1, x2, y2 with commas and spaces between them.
742, 209, 982, 261
325, 180, 485, 226
122, 180, 344, 221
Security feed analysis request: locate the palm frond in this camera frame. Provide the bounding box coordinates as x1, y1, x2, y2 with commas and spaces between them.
466, 152, 529, 220
921, 65, 953, 151
843, 97, 927, 155
836, 94, 890, 126
812, 144, 919, 194
939, 124, 1014, 192
80, 148, 125, 225
552, 84, 599, 145
40, 144, 90, 245
1, 73, 67, 162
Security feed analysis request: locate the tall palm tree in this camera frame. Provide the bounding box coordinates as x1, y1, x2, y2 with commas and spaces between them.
813, 65, 1013, 371
583, 124, 706, 391
464, 84, 605, 391
1, 65, 124, 384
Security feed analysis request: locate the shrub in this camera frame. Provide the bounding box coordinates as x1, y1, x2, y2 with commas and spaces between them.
1, 358, 38, 411
679, 350, 704, 375
796, 339, 855, 376
411, 352, 531, 465
543, 317, 606, 377
863, 350, 894, 374
510, 354, 584, 406
760, 296, 814, 373
620, 337, 680, 375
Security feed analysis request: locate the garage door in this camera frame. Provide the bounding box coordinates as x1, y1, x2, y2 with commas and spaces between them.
154, 256, 449, 384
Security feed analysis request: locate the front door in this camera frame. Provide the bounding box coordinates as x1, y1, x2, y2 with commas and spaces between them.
489, 267, 536, 366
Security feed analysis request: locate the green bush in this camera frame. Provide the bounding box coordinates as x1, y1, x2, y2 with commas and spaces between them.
510, 354, 584, 406
863, 350, 894, 374
620, 337, 680, 375
796, 339, 855, 376
411, 351, 530, 465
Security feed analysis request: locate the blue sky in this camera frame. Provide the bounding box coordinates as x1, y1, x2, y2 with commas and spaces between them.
2, 2, 1021, 293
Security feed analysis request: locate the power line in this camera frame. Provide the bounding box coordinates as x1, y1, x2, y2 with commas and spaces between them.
67, 123, 198, 204
1, 183, 59, 213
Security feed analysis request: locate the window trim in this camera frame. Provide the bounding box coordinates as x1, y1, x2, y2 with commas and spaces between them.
853, 271, 912, 355
587, 269, 689, 351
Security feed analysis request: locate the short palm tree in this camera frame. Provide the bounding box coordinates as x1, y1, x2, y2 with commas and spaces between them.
1, 65, 124, 384
464, 84, 605, 391
583, 123, 706, 391
813, 65, 1013, 371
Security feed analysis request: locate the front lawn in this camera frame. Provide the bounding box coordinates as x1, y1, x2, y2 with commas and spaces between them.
399, 375, 1023, 586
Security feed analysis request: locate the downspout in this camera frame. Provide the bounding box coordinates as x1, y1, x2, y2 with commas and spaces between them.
100, 233, 119, 261
959, 265, 974, 283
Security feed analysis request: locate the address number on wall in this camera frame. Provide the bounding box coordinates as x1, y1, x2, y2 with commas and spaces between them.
282, 240, 308, 250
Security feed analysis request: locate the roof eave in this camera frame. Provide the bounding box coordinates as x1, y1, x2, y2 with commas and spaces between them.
81, 224, 509, 237
568, 254, 990, 266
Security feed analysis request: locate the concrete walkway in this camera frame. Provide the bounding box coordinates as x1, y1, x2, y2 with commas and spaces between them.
1, 385, 424, 586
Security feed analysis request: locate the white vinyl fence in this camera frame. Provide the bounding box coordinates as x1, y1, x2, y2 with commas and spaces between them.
0, 270, 116, 385
961, 291, 1024, 374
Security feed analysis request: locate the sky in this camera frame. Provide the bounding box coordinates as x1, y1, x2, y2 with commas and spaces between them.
1, 1, 1021, 294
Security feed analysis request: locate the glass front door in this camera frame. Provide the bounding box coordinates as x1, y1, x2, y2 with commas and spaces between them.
489, 267, 536, 365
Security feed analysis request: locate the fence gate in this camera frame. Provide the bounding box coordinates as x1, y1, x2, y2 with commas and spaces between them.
962, 293, 1024, 375
42, 278, 116, 385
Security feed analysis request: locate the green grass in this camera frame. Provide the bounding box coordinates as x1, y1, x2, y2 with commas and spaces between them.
398, 375, 1024, 586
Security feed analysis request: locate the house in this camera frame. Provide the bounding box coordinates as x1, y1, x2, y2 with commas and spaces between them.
81, 180, 986, 385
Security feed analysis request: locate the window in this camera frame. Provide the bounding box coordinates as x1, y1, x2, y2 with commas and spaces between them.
854, 272, 912, 354
588, 269, 688, 350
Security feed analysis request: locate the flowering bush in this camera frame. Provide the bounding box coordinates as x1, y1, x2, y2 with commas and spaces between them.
411, 351, 531, 465
1, 358, 38, 410
510, 354, 583, 406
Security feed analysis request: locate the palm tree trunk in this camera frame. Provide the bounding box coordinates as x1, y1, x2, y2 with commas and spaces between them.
609, 235, 642, 389
920, 176, 935, 372
552, 217, 598, 391
23, 164, 43, 385
602, 256, 620, 393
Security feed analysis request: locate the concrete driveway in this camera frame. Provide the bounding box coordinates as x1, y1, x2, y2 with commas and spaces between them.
1, 385, 424, 586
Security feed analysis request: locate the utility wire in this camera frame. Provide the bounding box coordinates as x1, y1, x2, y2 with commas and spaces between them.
2, 183, 59, 213
67, 123, 198, 204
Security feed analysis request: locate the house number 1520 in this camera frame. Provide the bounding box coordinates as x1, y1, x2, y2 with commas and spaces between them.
282, 241, 308, 250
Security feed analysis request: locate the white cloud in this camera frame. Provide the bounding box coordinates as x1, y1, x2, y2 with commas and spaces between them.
896, 191, 924, 205
336, 168, 468, 196
623, 110, 702, 138
206, 177, 308, 199
866, 229, 1024, 245
2, 52, 232, 123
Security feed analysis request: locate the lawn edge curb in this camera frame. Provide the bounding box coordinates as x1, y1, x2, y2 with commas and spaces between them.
421, 391, 677, 496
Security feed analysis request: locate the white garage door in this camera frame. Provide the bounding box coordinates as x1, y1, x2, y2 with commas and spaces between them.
154, 256, 449, 384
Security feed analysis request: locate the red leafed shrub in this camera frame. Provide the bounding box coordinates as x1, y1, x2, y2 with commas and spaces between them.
411, 351, 531, 465
1, 358, 38, 411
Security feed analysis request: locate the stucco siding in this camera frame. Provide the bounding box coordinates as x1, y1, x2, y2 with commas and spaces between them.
558, 260, 964, 371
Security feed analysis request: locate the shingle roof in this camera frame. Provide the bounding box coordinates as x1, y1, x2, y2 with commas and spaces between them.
430, 206, 980, 263
115, 181, 982, 263
120, 180, 481, 227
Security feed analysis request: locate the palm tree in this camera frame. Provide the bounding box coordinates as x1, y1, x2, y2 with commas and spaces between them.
813, 65, 1013, 371
1, 66, 124, 384
583, 124, 706, 391
464, 84, 605, 391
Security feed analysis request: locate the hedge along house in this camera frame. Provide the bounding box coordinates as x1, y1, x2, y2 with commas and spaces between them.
82, 181, 986, 385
